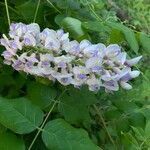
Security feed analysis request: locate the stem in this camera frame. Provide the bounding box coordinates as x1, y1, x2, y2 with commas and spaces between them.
33, 0, 41, 22
4, 0, 10, 26
46, 0, 61, 14
0, 2, 19, 15
28, 100, 57, 150
93, 104, 116, 148
28, 89, 66, 150
86, 0, 103, 22
140, 137, 150, 149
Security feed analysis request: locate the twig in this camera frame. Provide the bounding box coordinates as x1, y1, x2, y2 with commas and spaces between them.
0, 2, 19, 15
93, 104, 116, 148
87, 2, 103, 22
46, 0, 61, 14
28, 89, 67, 150
4, 0, 10, 26
28, 100, 57, 150
33, 0, 41, 22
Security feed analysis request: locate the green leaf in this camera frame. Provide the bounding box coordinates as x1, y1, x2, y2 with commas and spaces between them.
131, 126, 145, 141
0, 124, 6, 133
82, 21, 110, 32
104, 107, 121, 120
113, 100, 138, 113
109, 29, 124, 44
27, 82, 57, 109
116, 118, 130, 132
107, 21, 139, 54
0, 97, 44, 134
16, 0, 44, 23
145, 121, 150, 138
129, 113, 145, 128
140, 32, 150, 53
42, 118, 100, 150
9, 0, 27, 6
58, 87, 97, 124
56, 0, 80, 10
61, 17, 86, 39
55, 14, 66, 26
121, 132, 139, 149
0, 132, 25, 150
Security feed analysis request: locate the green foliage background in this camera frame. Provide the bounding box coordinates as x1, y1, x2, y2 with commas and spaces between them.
0, 0, 150, 149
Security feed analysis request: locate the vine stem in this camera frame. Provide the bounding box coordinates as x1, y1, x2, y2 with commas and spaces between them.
4, 0, 10, 26
46, 0, 61, 14
93, 104, 116, 148
33, 0, 41, 22
86, 0, 103, 22
0, 2, 19, 15
28, 89, 67, 150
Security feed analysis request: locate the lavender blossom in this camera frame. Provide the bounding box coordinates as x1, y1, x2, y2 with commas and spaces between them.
0, 22, 142, 92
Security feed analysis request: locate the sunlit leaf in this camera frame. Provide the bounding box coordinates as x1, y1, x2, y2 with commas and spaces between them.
107, 21, 139, 54
27, 82, 57, 109
58, 87, 97, 124
82, 21, 110, 32
0, 97, 44, 134
42, 118, 100, 150
61, 17, 86, 39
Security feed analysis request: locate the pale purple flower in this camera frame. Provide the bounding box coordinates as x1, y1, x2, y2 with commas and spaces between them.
3, 60, 12, 65
26, 54, 38, 63
0, 22, 142, 92
27, 66, 42, 76
39, 28, 56, 42
2, 51, 13, 60
112, 52, 127, 65
87, 75, 101, 91
27, 23, 40, 37
39, 67, 54, 76
83, 43, 105, 58
103, 80, 119, 91
40, 54, 54, 62
23, 33, 36, 46
54, 55, 74, 68
71, 79, 84, 87
79, 40, 91, 51
55, 73, 73, 85
45, 36, 60, 53
0, 36, 9, 48
39, 55, 52, 68
120, 81, 132, 90
119, 69, 140, 82
130, 70, 140, 78
104, 44, 121, 58
125, 56, 142, 66
73, 66, 89, 81
12, 60, 24, 70
0, 35, 18, 55
9, 23, 27, 38
56, 29, 69, 43
101, 70, 119, 81
64, 40, 80, 56
38, 54, 54, 75
85, 57, 102, 73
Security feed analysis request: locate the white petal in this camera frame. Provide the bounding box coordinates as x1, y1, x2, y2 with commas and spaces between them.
129, 71, 140, 78
106, 44, 121, 57
120, 81, 132, 90
79, 40, 91, 50
27, 23, 40, 36
126, 56, 142, 66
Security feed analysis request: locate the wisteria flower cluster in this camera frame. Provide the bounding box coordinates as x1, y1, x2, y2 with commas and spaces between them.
0, 23, 142, 92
